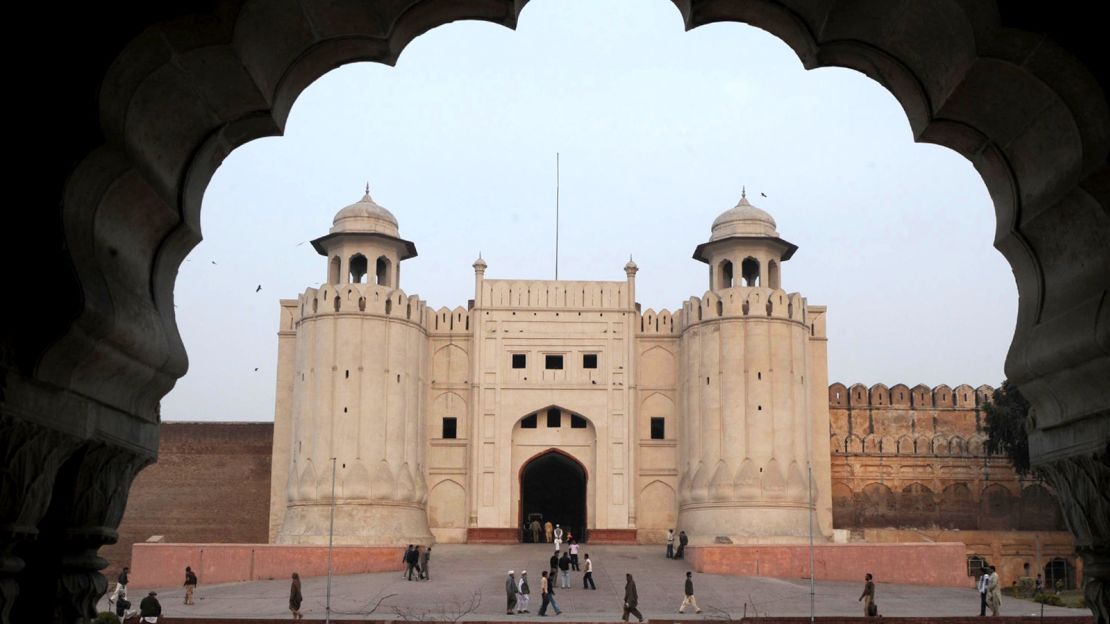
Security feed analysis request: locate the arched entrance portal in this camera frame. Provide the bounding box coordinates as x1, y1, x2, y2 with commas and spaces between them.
521, 450, 587, 543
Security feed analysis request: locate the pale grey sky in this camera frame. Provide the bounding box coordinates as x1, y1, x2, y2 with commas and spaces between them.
163, 0, 1016, 422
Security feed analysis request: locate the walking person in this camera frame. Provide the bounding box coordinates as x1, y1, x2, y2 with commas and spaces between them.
518, 571, 531, 613
582, 553, 597, 589
559, 550, 571, 588
859, 572, 876, 617
402, 545, 413, 578
569, 540, 580, 570
183, 566, 198, 605
666, 529, 675, 559
405, 545, 420, 581
539, 570, 563, 616
531, 518, 542, 543
549, 550, 559, 590
622, 573, 644, 622
420, 545, 432, 580
289, 572, 303, 620
553, 524, 564, 552
986, 566, 1002, 616
977, 567, 990, 616
675, 530, 688, 559
678, 571, 702, 614
506, 571, 519, 615
544, 520, 554, 543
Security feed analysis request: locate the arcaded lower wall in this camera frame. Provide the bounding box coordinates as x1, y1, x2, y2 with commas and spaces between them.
103, 422, 273, 581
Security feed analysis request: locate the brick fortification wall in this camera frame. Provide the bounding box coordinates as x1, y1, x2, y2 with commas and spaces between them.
828, 382, 1062, 531
828, 382, 1077, 588
103, 422, 273, 580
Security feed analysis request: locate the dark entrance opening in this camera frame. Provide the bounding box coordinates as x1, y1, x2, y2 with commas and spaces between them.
520, 450, 587, 543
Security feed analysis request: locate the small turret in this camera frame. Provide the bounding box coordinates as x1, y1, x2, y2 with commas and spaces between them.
312, 184, 417, 287
692, 188, 796, 291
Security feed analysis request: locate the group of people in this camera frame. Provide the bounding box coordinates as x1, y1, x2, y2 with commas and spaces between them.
503, 565, 652, 622
664, 528, 689, 559
528, 519, 576, 547
977, 565, 1003, 616
105, 565, 195, 622
402, 544, 433, 581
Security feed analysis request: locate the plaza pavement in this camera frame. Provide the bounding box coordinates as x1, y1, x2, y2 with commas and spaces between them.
103, 544, 1089, 620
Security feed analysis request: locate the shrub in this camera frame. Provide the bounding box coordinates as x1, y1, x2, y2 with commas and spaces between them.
94, 613, 121, 624
1034, 594, 1064, 606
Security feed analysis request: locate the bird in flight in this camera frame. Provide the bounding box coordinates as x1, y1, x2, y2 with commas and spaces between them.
256, 285, 262, 292
760, 192, 767, 198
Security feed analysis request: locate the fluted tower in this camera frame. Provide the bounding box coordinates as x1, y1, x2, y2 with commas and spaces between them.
676, 190, 832, 543
275, 187, 434, 545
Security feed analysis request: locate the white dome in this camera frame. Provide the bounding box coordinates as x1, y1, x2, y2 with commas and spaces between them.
710, 192, 778, 241
330, 187, 399, 237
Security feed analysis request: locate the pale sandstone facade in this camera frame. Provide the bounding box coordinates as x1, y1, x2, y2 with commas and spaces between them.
270, 190, 833, 546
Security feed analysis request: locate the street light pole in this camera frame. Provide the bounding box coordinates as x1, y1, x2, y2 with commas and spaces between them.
326, 457, 337, 623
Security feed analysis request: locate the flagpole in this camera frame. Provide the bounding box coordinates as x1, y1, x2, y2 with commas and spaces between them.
555, 152, 560, 280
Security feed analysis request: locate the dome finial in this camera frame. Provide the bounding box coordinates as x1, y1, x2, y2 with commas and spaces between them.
742, 185, 746, 200
364, 182, 370, 196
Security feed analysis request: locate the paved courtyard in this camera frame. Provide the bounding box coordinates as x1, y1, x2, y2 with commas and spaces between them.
104, 545, 1088, 619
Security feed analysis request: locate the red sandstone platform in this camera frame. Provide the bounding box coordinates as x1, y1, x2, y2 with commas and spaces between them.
132, 541, 966, 589
689, 542, 968, 587
130, 543, 403, 588
149, 612, 1101, 617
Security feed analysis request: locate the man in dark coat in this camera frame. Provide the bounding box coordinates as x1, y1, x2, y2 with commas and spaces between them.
622, 573, 644, 622
675, 530, 689, 559
506, 571, 518, 615
183, 566, 198, 605
678, 570, 702, 613
558, 551, 572, 588
405, 545, 420, 580
548, 551, 559, 590
290, 572, 303, 620
140, 591, 162, 621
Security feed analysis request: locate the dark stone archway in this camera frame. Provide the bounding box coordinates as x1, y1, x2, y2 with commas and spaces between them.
521, 450, 587, 544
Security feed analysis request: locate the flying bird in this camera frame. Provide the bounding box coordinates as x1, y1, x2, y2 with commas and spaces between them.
254, 367, 259, 371
256, 285, 262, 292
210, 261, 217, 265
760, 192, 767, 198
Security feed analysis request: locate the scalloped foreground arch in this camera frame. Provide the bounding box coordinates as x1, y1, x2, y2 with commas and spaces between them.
2, 1, 1107, 621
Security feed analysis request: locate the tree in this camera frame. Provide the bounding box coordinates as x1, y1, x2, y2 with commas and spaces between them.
982, 380, 1032, 476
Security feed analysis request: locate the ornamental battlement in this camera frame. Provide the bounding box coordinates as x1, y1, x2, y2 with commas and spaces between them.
679, 287, 809, 329
295, 284, 429, 329
477, 279, 630, 310
828, 382, 995, 409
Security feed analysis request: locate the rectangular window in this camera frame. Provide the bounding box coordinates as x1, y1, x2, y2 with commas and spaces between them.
442, 417, 457, 439
650, 417, 665, 440
571, 414, 587, 429
583, 353, 598, 369
521, 414, 537, 429
545, 354, 564, 370
547, 408, 562, 428
512, 353, 527, 369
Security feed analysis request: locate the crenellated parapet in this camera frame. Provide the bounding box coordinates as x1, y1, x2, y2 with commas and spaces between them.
426, 305, 472, 334
677, 287, 808, 329
638, 308, 680, 335
479, 279, 631, 310
295, 283, 429, 328
829, 382, 995, 409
